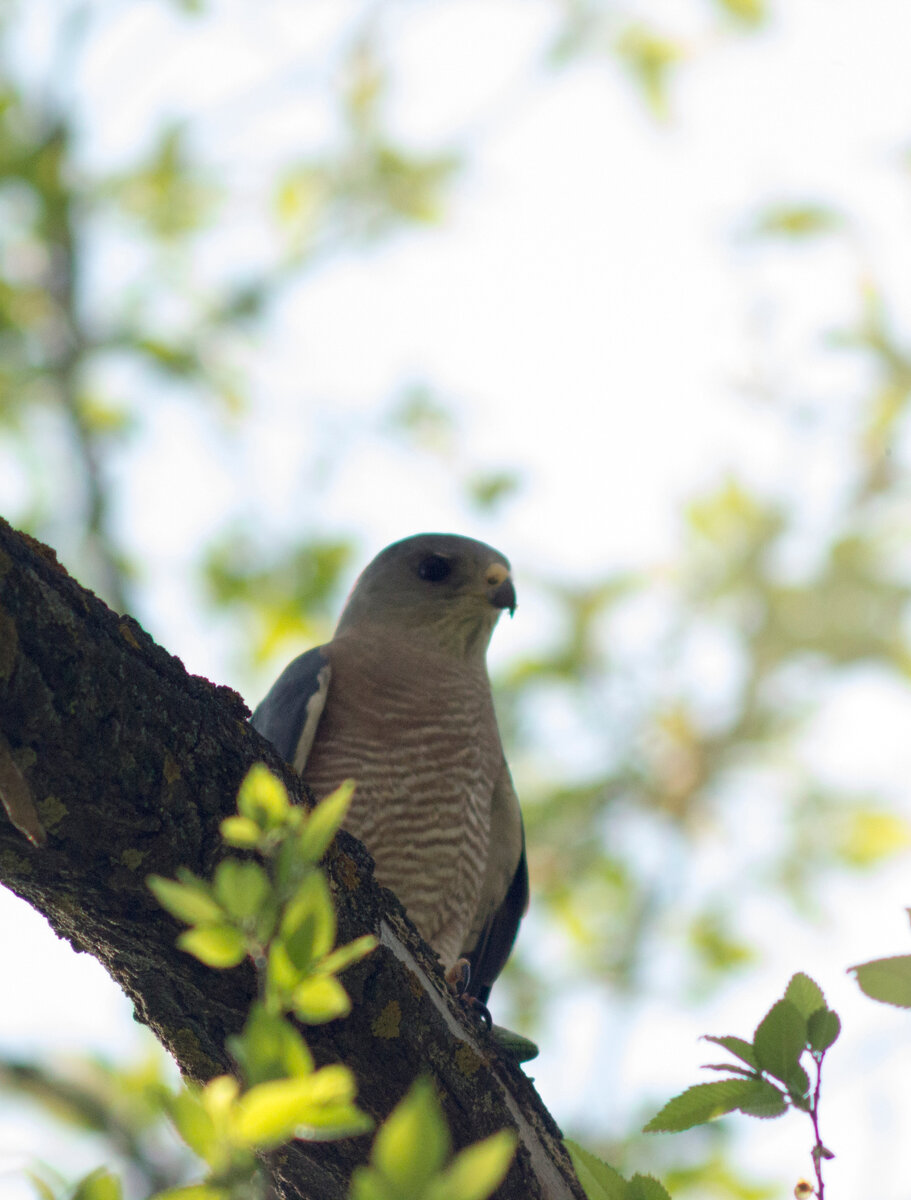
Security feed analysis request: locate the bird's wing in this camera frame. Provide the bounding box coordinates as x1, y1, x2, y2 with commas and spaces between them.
465, 762, 529, 1004
250, 645, 332, 773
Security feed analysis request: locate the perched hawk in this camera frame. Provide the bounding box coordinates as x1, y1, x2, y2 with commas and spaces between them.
251, 533, 527, 1004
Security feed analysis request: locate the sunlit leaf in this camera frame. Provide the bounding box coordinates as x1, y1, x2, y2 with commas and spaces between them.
177, 924, 247, 968
213, 859, 270, 922
148, 873, 223, 926
227, 1002, 314, 1086
298, 780, 354, 863
71, 1168, 123, 1200
238, 764, 290, 829
292, 974, 351, 1024
280, 870, 336, 970
319, 933, 378, 975
219, 815, 263, 848
430, 1129, 517, 1200
372, 1077, 450, 1192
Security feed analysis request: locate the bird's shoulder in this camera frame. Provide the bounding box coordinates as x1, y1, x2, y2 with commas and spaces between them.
250, 645, 332, 767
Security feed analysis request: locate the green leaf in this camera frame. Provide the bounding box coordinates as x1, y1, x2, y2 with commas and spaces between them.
784, 1062, 811, 1107
851, 954, 911, 1007
281, 871, 336, 970
320, 933, 378, 975
238, 764, 290, 829
713, 0, 766, 27
227, 1003, 314, 1085
213, 859, 270, 922
372, 1077, 450, 1194
489, 1025, 540, 1063
292, 974, 351, 1024
220, 815, 263, 848
348, 1166, 399, 1200
71, 1168, 123, 1200
752, 999, 807, 1086
162, 1087, 218, 1161
701, 1035, 757, 1069
784, 973, 826, 1018
201, 1074, 241, 1125
807, 1008, 841, 1052
564, 1140, 628, 1199
644, 1077, 785, 1133
234, 1066, 359, 1148
628, 1178, 672, 1200
148, 873, 223, 925
299, 780, 354, 863
429, 1129, 517, 1200
750, 203, 843, 239
734, 1078, 789, 1118
177, 924, 247, 968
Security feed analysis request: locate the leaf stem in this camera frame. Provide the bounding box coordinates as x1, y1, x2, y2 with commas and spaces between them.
808, 1051, 827, 1199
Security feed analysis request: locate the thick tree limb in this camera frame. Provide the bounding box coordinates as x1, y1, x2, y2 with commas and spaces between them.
0, 517, 584, 1200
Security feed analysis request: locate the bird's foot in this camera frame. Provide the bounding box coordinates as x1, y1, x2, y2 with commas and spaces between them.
444, 958, 493, 1031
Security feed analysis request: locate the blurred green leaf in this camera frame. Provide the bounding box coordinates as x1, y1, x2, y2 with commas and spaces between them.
319, 933, 377, 976
280, 870, 336, 970
713, 0, 766, 25
430, 1129, 518, 1200
851, 954, 911, 1007
213, 860, 270, 923
71, 1168, 123, 1200
298, 780, 354, 864
227, 1003, 314, 1086
238, 764, 290, 829
177, 925, 247, 969
371, 1077, 450, 1195
615, 25, 683, 118
148, 872, 223, 926
291, 973, 351, 1024
749, 203, 843, 239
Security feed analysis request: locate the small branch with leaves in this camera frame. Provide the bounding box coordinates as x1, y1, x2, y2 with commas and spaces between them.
644, 973, 840, 1199
145, 765, 517, 1200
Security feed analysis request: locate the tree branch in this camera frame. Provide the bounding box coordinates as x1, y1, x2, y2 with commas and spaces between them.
0, 517, 584, 1200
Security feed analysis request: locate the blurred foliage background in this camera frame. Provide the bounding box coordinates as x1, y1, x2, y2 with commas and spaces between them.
3, 0, 911, 1197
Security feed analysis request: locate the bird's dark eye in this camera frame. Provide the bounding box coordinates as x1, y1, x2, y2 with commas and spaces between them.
417, 554, 452, 582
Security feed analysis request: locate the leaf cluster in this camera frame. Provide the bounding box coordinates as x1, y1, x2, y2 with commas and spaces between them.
646, 974, 840, 1135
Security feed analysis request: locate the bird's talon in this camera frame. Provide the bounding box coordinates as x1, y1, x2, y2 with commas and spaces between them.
462, 995, 493, 1031
445, 957, 471, 996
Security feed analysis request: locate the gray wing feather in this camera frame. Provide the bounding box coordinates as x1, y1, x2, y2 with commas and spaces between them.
250, 646, 331, 772
466, 827, 528, 1005
465, 762, 528, 1004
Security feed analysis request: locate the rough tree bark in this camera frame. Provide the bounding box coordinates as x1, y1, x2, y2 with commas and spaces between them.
0, 517, 585, 1200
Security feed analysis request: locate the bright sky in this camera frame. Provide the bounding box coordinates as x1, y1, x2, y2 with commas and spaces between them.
4, 1, 911, 1196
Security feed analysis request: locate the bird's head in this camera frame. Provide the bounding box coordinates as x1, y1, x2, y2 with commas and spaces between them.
335, 533, 516, 659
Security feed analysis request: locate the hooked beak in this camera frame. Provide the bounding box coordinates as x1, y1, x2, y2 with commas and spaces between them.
485, 563, 517, 616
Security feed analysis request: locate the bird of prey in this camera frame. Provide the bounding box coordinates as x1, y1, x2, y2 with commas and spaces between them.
251, 533, 527, 1006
